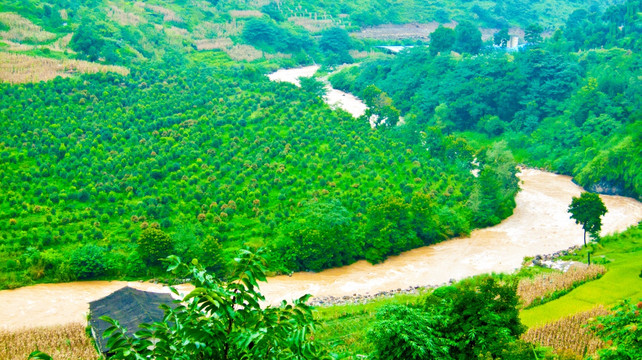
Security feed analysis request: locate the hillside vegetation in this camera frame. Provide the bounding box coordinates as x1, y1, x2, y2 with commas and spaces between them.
0, 0, 617, 73
0, 53, 524, 288
330, 0, 642, 199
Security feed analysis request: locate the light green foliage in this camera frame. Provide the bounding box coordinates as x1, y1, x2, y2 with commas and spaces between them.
568, 192, 607, 245
368, 304, 453, 359
521, 225, 642, 327
362, 84, 400, 127
137, 228, 174, 267
50, 249, 328, 359
589, 298, 642, 359
0, 63, 481, 287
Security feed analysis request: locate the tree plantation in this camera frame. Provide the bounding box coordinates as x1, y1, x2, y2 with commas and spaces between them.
0, 60, 521, 288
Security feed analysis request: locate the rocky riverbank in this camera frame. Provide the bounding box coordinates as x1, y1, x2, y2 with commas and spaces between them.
307, 244, 585, 307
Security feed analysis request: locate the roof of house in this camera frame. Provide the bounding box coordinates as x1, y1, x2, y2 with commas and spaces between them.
89, 286, 175, 354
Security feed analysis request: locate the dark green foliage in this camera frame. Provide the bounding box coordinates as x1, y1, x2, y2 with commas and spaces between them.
319, 27, 353, 65
242, 18, 312, 54
429, 26, 455, 55
276, 200, 359, 272
368, 304, 453, 360
454, 21, 482, 54
568, 192, 608, 245
137, 228, 174, 267
525, 23, 543, 44
468, 142, 520, 227
494, 28, 510, 47
423, 275, 526, 359
299, 76, 327, 98
69, 244, 109, 279
588, 299, 642, 359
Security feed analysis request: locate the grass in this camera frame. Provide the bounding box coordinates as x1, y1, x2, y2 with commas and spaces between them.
314, 293, 423, 358
521, 225, 642, 328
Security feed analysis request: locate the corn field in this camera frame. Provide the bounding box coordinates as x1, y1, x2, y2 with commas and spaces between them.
0, 323, 98, 360
0, 12, 57, 43
522, 306, 608, 357
518, 264, 606, 308
107, 4, 144, 26
0, 53, 129, 84
135, 2, 183, 23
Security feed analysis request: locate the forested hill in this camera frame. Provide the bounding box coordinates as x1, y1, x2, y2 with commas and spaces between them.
0, 0, 618, 69
0, 56, 521, 288
330, 0, 642, 200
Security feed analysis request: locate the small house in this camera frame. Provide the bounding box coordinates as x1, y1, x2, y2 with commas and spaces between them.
89, 287, 175, 355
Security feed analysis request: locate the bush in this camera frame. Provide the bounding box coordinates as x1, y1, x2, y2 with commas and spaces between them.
69, 245, 108, 279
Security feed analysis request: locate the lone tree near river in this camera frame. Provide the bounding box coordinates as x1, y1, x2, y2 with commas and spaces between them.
568, 192, 608, 246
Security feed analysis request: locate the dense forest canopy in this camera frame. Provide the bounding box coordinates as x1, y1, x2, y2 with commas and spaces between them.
330, 0, 642, 200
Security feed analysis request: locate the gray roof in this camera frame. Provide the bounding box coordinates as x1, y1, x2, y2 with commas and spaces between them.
89, 287, 175, 354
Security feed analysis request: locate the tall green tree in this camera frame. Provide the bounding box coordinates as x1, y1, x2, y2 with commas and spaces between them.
567, 192, 608, 246
137, 228, 174, 267
494, 28, 510, 47
454, 21, 482, 54
430, 26, 456, 55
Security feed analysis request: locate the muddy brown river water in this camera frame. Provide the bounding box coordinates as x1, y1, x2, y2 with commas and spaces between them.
1, 168, 640, 330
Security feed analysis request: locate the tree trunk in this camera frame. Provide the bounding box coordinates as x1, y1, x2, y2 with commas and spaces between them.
583, 229, 586, 246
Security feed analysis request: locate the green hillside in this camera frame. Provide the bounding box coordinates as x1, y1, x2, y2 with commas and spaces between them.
330, 0, 642, 199
0, 0, 618, 70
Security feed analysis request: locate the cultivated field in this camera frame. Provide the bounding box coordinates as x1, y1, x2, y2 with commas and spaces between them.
518, 264, 607, 308
0, 323, 97, 360
0, 53, 129, 83
522, 306, 608, 357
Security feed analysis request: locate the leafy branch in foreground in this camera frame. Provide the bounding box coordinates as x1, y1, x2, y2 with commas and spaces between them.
33, 249, 328, 360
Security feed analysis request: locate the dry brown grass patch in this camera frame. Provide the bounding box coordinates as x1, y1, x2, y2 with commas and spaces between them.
0, 13, 57, 43
288, 16, 334, 33
0, 322, 97, 360
195, 37, 233, 50
0, 53, 129, 84
229, 10, 264, 18
135, 2, 183, 23
107, 4, 144, 26
518, 264, 606, 308
522, 306, 608, 357
225, 44, 263, 61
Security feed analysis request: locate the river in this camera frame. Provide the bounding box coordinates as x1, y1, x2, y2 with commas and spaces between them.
268, 65, 368, 119
1, 69, 641, 330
